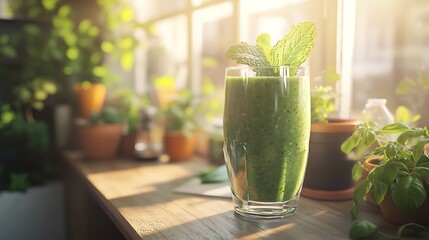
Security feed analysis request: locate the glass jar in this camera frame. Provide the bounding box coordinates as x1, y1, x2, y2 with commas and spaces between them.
361, 98, 394, 128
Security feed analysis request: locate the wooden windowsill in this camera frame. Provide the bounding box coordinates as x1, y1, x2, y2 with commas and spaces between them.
61, 151, 414, 240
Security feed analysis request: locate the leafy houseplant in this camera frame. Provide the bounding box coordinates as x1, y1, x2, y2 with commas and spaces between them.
76, 106, 123, 160
301, 68, 358, 200
342, 121, 429, 225
0, 105, 51, 191
110, 87, 150, 158
163, 90, 203, 162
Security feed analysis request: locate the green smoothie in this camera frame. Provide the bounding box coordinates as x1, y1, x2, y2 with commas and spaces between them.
223, 75, 310, 202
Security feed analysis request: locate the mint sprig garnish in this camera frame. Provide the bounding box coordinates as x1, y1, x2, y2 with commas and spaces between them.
226, 22, 316, 76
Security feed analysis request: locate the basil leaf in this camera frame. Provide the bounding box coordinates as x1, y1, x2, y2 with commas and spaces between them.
391, 176, 427, 213
352, 162, 364, 182
381, 123, 410, 134
349, 220, 378, 240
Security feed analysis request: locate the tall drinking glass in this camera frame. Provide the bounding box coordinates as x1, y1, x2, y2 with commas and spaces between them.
223, 66, 311, 219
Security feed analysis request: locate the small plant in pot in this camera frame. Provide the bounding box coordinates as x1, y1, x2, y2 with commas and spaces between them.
76, 106, 123, 160
301, 67, 358, 200
110, 87, 150, 158
342, 121, 429, 227
162, 90, 202, 162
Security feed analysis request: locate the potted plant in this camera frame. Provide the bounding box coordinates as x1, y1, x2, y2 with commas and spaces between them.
162, 90, 202, 162
110, 87, 150, 158
342, 121, 429, 225
76, 105, 123, 160
301, 67, 358, 200
52, 1, 139, 118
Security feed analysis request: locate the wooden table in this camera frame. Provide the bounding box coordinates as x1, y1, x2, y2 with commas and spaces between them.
62, 151, 421, 240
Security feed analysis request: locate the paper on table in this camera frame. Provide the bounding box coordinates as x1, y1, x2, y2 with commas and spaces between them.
173, 178, 231, 198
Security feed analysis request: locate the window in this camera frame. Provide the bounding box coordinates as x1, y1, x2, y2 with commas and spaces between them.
349, 0, 429, 125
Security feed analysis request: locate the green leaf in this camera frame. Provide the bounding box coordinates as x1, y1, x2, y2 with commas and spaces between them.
323, 66, 340, 83
270, 22, 316, 68
121, 51, 134, 70
119, 37, 134, 50
363, 130, 376, 147
391, 176, 427, 213
226, 42, 270, 67
395, 76, 415, 95
199, 165, 228, 183
1, 46, 17, 59
396, 223, 428, 238
88, 26, 100, 37
101, 41, 115, 53
93, 66, 107, 77
352, 162, 364, 182
397, 128, 429, 145
394, 106, 410, 123
412, 140, 429, 164
256, 33, 272, 61
79, 19, 92, 33
412, 167, 429, 178
371, 180, 388, 205
58, 5, 71, 17
351, 179, 371, 218
120, 7, 134, 22
377, 161, 400, 184
66, 47, 79, 60
42, 0, 57, 11
341, 131, 360, 153
381, 123, 410, 134
349, 220, 378, 240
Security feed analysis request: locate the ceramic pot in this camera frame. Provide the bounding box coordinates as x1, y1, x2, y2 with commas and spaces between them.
77, 123, 123, 160
379, 183, 429, 225
73, 83, 106, 118
163, 131, 196, 162
302, 119, 357, 200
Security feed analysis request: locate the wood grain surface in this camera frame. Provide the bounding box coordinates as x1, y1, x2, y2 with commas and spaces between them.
63, 151, 424, 240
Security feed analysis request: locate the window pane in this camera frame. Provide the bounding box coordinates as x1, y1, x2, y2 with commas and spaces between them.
144, 15, 188, 106
192, 3, 234, 120
135, 0, 187, 22
351, 0, 429, 125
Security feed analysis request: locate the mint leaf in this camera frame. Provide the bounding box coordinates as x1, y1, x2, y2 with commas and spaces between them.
256, 33, 272, 61
270, 22, 316, 67
225, 42, 270, 67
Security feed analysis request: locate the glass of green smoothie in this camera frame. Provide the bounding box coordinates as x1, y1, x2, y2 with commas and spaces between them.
223, 65, 311, 219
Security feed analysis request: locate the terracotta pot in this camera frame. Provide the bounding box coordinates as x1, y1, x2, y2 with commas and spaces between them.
302, 119, 358, 200
163, 131, 196, 162
77, 123, 123, 160
362, 156, 382, 205
120, 132, 138, 159
379, 183, 429, 225
73, 83, 106, 118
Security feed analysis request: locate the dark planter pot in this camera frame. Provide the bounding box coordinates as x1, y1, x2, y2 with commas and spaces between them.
302, 119, 357, 200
